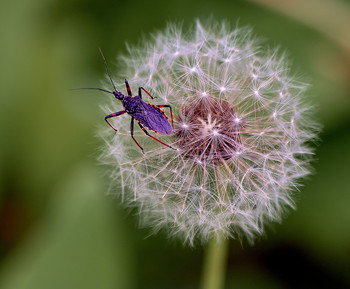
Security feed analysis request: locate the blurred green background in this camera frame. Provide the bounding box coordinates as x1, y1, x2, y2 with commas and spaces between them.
1, 0, 350, 288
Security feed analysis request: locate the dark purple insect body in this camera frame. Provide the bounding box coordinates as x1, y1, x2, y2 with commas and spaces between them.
77, 49, 175, 153
106, 79, 175, 153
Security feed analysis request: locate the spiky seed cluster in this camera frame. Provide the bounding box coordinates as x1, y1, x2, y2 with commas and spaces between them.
101, 21, 318, 245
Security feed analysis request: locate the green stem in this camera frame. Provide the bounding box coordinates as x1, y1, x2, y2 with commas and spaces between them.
200, 237, 229, 289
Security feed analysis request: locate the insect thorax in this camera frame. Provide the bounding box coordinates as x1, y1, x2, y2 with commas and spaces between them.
123, 96, 142, 112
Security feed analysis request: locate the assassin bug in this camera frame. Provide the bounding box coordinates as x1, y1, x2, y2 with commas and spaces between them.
75, 49, 175, 154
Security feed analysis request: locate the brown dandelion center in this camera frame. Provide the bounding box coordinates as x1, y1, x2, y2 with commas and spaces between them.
174, 98, 242, 163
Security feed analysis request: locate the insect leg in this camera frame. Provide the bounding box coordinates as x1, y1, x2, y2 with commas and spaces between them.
125, 79, 132, 96
137, 122, 176, 150
140, 87, 154, 99
105, 110, 126, 132
156, 104, 174, 129
130, 117, 144, 153
138, 87, 143, 99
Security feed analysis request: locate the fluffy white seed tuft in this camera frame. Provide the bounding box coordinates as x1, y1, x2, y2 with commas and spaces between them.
100, 21, 319, 245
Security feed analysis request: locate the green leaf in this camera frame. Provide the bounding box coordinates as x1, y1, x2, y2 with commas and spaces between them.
0, 162, 135, 289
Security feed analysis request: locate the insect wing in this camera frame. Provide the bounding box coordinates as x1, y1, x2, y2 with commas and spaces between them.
135, 102, 172, 134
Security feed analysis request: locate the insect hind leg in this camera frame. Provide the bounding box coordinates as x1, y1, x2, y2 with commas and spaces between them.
137, 122, 176, 150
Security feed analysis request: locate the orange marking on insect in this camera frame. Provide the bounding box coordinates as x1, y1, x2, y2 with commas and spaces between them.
161, 111, 168, 119
153, 104, 168, 118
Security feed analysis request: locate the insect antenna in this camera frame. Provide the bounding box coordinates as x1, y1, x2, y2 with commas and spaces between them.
70, 87, 114, 95
99, 48, 117, 92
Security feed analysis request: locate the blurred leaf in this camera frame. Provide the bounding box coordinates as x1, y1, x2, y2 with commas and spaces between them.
281, 122, 350, 277
0, 162, 135, 289
227, 267, 283, 289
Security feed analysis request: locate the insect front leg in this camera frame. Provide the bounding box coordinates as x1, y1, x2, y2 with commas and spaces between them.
130, 117, 144, 153
137, 122, 176, 150
157, 104, 174, 129
125, 79, 132, 96
105, 110, 126, 132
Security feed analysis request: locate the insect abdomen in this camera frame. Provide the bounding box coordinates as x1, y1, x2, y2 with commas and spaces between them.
134, 103, 173, 134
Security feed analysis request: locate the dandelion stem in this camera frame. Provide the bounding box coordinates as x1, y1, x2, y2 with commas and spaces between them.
200, 237, 229, 289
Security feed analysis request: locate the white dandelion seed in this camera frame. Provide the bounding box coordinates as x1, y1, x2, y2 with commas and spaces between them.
100, 21, 319, 246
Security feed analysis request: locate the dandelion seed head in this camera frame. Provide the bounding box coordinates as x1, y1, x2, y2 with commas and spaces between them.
101, 21, 319, 245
